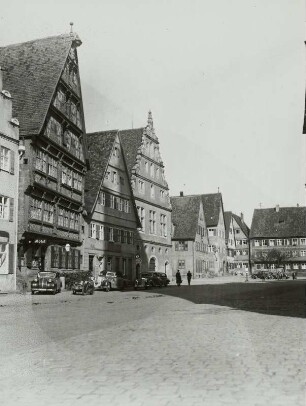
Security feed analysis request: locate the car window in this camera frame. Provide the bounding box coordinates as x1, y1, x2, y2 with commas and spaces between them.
38, 272, 56, 279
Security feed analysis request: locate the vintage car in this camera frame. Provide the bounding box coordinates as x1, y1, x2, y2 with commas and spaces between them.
155, 272, 170, 287
94, 272, 111, 291
31, 271, 61, 295
134, 276, 151, 290
95, 271, 130, 290
141, 272, 164, 288
72, 277, 95, 295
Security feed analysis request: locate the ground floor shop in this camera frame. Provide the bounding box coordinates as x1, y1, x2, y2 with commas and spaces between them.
17, 232, 81, 287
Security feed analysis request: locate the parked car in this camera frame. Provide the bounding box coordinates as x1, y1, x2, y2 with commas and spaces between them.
31, 271, 61, 295
134, 276, 151, 290
155, 272, 170, 287
94, 272, 111, 291
72, 277, 95, 295
141, 272, 163, 288
95, 271, 131, 290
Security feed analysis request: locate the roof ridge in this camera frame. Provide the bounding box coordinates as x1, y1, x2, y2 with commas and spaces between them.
87, 129, 119, 136
0, 33, 73, 49
119, 127, 145, 132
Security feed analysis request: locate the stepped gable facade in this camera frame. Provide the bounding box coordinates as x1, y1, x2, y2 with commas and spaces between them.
119, 112, 172, 278
171, 194, 213, 278
250, 206, 306, 274
82, 130, 140, 280
0, 33, 88, 281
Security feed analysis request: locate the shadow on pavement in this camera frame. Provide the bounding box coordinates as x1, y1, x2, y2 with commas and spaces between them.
153, 281, 306, 319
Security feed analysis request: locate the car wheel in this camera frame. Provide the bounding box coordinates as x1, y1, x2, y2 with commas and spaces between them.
53, 289, 56, 295
58, 288, 61, 293
31, 291, 35, 295
72, 291, 76, 295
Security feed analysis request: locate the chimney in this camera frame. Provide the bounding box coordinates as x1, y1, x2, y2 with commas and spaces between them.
275, 204, 280, 212
180, 191, 184, 197
240, 212, 244, 222
297, 203, 299, 207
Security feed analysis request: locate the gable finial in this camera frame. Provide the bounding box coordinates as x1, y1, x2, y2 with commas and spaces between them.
217, 186, 220, 193
70, 22, 74, 34
147, 110, 153, 128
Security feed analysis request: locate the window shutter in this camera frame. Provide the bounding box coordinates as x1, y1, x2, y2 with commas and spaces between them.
9, 198, 14, 222
8, 244, 14, 274
96, 225, 100, 239
10, 150, 15, 174
89, 223, 91, 238
105, 193, 110, 207
105, 227, 110, 241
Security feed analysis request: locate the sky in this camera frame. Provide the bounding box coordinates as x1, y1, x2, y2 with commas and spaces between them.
0, 0, 305, 225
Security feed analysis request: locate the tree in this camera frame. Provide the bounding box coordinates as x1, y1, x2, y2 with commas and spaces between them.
255, 249, 287, 269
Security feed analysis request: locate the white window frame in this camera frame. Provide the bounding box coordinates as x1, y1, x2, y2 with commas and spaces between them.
0, 146, 10, 172
90, 223, 97, 239
0, 196, 9, 220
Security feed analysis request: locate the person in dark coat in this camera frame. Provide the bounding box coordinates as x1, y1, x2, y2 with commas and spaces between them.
187, 270, 192, 286
176, 270, 182, 287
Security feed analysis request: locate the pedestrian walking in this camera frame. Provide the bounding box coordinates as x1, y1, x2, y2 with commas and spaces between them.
187, 270, 192, 286
176, 270, 182, 287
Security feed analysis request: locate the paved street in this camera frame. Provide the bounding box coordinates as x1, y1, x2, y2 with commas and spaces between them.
0, 278, 305, 406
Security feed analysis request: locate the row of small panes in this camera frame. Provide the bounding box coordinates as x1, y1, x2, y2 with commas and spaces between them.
89, 223, 134, 244
53, 89, 82, 128
98, 191, 130, 213
35, 149, 82, 191
45, 117, 84, 160
256, 263, 306, 270
30, 198, 79, 230
254, 238, 306, 246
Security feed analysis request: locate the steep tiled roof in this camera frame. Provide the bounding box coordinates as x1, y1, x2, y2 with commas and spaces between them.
0, 34, 78, 136
119, 128, 144, 176
200, 193, 223, 227
84, 130, 118, 213
232, 213, 250, 237
171, 195, 202, 240
250, 207, 306, 238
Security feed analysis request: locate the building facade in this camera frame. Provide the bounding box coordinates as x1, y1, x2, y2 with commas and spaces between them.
171, 194, 213, 278
82, 131, 140, 280
250, 205, 306, 275
225, 211, 250, 273
0, 68, 20, 290
232, 213, 250, 271
201, 193, 227, 274
119, 112, 172, 279
224, 212, 236, 272
0, 33, 88, 283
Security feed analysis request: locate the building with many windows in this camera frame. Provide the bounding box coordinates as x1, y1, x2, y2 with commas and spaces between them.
225, 211, 250, 273
170, 194, 213, 278
0, 68, 20, 290
0, 33, 88, 283
82, 130, 140, 280
250, 205, 306, 275
119, 112, 172, 278
201, 193, 227, 274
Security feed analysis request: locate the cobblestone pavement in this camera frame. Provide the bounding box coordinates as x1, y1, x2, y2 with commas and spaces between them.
0, 279, 305, 406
